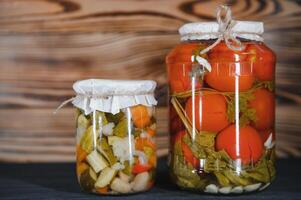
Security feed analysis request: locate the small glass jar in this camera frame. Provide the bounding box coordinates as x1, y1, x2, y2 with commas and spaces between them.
73, 79, 157, 195
166, 20, 276, 194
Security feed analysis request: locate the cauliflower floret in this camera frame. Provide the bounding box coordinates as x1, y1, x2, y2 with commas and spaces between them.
102, 122, 115, 136
111, 135, 135, 163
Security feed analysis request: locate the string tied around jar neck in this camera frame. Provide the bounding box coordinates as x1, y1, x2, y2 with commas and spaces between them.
199, 5, 246, 56
53, 92, 155, 115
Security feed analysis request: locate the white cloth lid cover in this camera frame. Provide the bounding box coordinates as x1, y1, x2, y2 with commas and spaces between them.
179, 21, 264, 41
72, 79, 157, 115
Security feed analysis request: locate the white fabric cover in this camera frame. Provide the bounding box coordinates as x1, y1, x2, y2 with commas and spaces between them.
72, 79, 157, 115
179, 21, 264, 41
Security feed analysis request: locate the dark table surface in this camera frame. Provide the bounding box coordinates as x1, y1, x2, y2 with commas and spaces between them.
0, 158, 301, 200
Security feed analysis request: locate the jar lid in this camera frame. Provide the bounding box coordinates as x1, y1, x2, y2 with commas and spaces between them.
179, 21, 264, 41
72, 79, 157, 114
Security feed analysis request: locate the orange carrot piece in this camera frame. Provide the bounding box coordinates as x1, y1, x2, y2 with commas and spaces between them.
131, 105, 151, 128
135, 138, 156, 151
76, 145, 87, 163
76, 162, 88, 176
146, 127, 156, 137
96, 186, 109, 194
148, 154, 157, 167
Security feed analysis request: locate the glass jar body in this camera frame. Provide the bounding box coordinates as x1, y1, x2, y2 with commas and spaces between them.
166, 40, 276, 194
75, 105, 156, 195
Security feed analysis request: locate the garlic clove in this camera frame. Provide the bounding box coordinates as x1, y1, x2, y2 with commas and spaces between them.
204, 184, 218, 194
131, 172, 150, 192
264, 133, 275, 149
244, 183, 261, 192
219, 186, 232, 194
119, 171, 130, 183
110, 178, 131, 193
259, 182, 271, 191
231, 186, 243, 194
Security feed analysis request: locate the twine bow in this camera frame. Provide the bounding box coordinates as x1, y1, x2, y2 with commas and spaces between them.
191, 5, 247, 74
199, 5, 245, 56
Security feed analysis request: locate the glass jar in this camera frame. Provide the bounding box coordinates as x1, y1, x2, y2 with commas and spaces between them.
73, 79, 157, 195
166, 20, 276, 194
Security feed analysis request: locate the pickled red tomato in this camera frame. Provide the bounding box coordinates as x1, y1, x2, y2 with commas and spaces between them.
205, 43, 255, 92
185, 94, 229, 132
216, 125, 263, 165
246, 43, 276, 81
208, 42, 249, 61
166, 43, 203, 93
249, 88, 275, 130
169, 64, 202, 93
166, 43, 199, 64
205, 63, 255, 92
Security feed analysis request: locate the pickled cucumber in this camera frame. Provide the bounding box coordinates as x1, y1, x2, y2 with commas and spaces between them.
107, 136, 122, 146
80, 126, 95, 153
95, 167, 117, 188
90, 111, 108, 129
106, 111, 125, 124
86, 150, 108, 173
77, 114, 90, 143
113, 118, 128, 138
97, 137, 117, 166
89, 167, 97, 181
80, 169, 96, 191
122, 161, 132, 176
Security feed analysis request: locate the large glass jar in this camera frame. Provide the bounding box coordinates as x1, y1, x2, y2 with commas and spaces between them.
166, 21, 276, 194
73, 79, 157, 195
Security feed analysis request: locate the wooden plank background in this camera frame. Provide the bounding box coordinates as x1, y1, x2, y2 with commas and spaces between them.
0, 0, 300, 162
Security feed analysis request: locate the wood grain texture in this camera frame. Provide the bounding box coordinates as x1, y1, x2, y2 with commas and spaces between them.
0, 0, 300, 162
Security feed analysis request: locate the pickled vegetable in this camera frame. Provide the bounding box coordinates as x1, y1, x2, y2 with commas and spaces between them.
113, 118, 128, 138
97, 137, 117, 165
122, 161, 132, 176
185, 94, 229, 132
249, 88, 275, 130
94, 111, 108, 128
166, 43, 204, 93
86, 150, 108, 173
106, 112, 125, 124
75, 106, 156, 194
79, 169, 96, 191
131, 105, 151, 128
216, 125, 263, 165
80, 126, 95, 153
111, 178, 131, 193
95, 167, 116, 188
205, 43, 255, 92
77, 114, 90, 143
